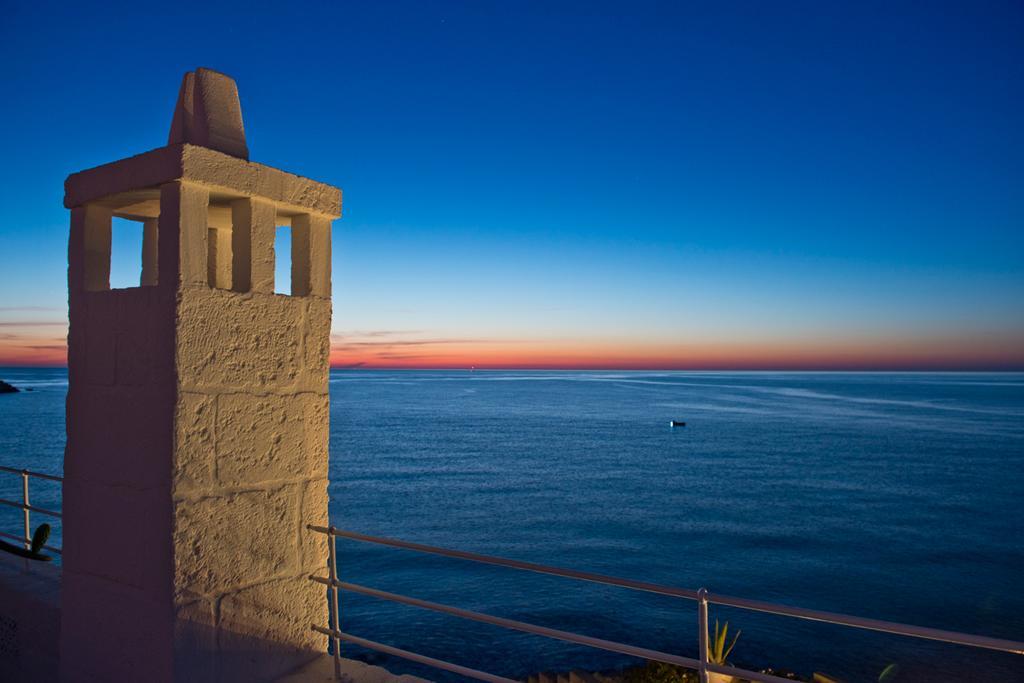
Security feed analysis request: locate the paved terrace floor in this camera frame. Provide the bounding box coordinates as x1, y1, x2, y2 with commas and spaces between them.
0, 552, 427, 683
276, 654, 429, 683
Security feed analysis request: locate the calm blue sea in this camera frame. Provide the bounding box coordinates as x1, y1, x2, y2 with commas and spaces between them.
1, 369, 1022, 681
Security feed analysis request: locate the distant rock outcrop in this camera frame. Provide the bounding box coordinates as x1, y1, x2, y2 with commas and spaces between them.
0, 379, 20, 393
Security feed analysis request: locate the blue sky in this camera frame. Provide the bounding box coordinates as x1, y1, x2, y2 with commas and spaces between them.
1, 1, 1022, 368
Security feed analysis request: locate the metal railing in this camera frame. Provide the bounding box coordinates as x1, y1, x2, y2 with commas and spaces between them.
307, 525, 1024, 683
0, 465, 62, 554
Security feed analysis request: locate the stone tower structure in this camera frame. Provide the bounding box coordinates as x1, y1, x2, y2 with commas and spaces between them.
61, 69, 340, 682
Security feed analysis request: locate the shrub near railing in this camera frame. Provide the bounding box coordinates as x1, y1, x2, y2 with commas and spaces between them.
0, 522, 53, 561
0, 465, 63, 557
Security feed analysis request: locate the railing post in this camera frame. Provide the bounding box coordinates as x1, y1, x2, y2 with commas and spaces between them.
327, 527, 342, 680
697, 587, 709, 683
21, 470, 30, 550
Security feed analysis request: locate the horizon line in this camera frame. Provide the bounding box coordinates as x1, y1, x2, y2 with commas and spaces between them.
2, 362, 1024, 373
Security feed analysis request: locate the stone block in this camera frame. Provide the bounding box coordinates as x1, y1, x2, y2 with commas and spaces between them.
169, 69, 249, 160
173, 485, 300, 596
142, 217, 159, 286
167, 71, 195, 146
81, 204, 113, 292
83, 329, 115, 387
66, 316, 87, 385
64, 146, 182, 210
300, 297, 332, 392
114, 287, 169, 386
298, 478, 329, 573
231, 197, 277, 294
64, 145, 341, 218
194, 69, 249, 160
175, 595, 217, 627
208, 225, 233, 289
83, 292, 117, 386
61, 480, 173, 593
291, 214, 332, 299
302, 395, 331, 478
159, 181, 210, 288
68, 206, 88, 295
151, 296, 179, 381
174, 392, 217, 492
216, 393, 324, 486
117, 328, 153, 385
291, 214, 312, 297
183, 144, 259, 196
65, 384, 173, 489
300, 214, 333, 298
175, 289, 305, 392
219, 576, 326, 651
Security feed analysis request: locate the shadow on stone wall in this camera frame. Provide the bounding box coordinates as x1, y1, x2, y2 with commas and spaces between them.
0, 553, 324, 683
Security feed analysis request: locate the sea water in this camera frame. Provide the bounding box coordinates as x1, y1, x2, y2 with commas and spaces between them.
1, 369, 1022, 681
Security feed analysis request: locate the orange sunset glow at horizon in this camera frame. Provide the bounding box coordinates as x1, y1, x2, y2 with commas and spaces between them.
325, 334, 1024, 371
2, 323, 1022, 371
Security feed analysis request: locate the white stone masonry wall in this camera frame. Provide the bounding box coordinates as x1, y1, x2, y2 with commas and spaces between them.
63, 175, 336, 683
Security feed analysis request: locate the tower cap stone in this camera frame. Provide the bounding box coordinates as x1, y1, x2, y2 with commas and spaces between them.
168, 68, 249, 160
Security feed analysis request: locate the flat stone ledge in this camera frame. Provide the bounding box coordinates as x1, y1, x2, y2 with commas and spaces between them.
274, 653, 431, 683
64, 143, 342, 218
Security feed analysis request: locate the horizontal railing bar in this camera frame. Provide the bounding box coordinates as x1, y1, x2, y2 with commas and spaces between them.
311, 575, 702, 669
0, 530, 27, 544
0, 529, 62, 554
310, 525, 1023, 658
0, 465, 63, 482
313, 622, 797, 683
307, 525, 699, 601
709, 592, 1024, 655
0, 498, 62, 518
313, 625, 520, 683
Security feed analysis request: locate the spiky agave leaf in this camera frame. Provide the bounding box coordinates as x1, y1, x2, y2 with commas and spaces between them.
707, 621, 740, 665
878, 663, 900, 682
721, 628, 741, 662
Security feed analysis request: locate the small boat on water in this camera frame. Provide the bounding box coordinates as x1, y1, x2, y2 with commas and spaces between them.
670, 420, 686, 427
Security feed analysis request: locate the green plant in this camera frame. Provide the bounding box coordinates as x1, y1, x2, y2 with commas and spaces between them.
708, 620, 740, 665
0, 522, 53, 561
877, 663, 899, 682
31, 523, 50, 554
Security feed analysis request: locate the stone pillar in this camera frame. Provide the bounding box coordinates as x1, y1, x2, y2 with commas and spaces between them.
231, 197, 277, 294
61, 68, 341, 683
141, 218, 159, 286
